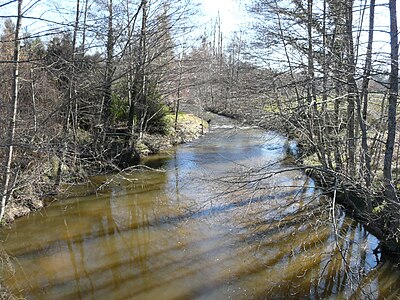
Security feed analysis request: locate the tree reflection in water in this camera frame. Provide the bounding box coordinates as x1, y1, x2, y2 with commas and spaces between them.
0, 127, 399, 299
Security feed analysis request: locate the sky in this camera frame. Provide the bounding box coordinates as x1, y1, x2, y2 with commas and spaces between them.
200, 0, 249, 34
0, 0, 250, 39
0, 0, 395, 56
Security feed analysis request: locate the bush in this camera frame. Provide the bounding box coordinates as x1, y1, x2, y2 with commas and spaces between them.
111, 93, 129, 124
145, 101, 173, 134
144, 83, 173, 134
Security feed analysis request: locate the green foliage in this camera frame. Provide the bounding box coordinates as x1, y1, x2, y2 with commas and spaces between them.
372, 200, 387, 214
145, 83, 172, 134
24, 37, 46, 59
146, 101, 172, 134
111, 93, 129, 124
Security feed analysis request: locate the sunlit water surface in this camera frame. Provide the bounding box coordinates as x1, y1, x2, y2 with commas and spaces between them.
1, 117, 400, 299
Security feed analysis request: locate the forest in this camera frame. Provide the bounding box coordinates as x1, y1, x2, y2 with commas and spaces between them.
1, 0, 400, 259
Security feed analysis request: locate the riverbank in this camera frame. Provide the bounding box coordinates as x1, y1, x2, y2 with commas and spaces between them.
205, 104, 400, 260
135, 113, 208, 156
2, 112, 395, 299
1, 111, 208, 225
303, 160, 400, 259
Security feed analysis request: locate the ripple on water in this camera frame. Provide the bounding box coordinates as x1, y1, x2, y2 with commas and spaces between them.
0, 126, 398, 299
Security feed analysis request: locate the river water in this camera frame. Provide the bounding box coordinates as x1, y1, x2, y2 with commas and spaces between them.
1, 115, 400, 299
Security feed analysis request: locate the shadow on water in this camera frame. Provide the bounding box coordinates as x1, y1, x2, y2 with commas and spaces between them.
1, 119, 400, 299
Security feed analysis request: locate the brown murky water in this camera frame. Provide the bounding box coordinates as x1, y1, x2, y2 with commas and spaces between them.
1, 119, 400, 299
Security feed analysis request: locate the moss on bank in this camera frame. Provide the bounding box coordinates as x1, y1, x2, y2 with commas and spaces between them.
136, 113, 208, 156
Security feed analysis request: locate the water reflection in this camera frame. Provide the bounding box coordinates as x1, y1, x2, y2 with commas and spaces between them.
0, 127, 399, 299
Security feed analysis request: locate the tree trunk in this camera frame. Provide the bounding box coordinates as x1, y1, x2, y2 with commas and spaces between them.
358, 0, 375, 192
56, 0, 80, 185
0, 0, 23, 222
126, 1, 143, 146
333, 81, 343, 171
30, 67, 37, 133
81, 0, 89, 52
71, 0, 80, 166
321, 0, 333, 169
101, 0, 114, 134
345, 0, 356, 177
308, 0, 327, 168
307, 0, 315, 107
383, 0, 399, 202
138, 0, 148, 140
274, 0, 301, 106
175, 60, 183, 131
71, 0, 80, 128
331, 23, 343, 171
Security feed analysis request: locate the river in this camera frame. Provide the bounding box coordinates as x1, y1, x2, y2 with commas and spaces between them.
1, 113, 400, 299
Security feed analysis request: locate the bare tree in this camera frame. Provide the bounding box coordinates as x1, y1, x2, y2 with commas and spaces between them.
1, 0, 23, 222
383, 0, 399, 203
101, 0, 115, 134
357, 0, 375, 192
345, 0, 356, 177
137, 0, 148, 139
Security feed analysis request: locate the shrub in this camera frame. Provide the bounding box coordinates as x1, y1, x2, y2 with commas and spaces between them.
111, 93, 129, 124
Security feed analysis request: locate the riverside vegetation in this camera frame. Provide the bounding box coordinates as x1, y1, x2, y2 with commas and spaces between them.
1, 0, 400, 288
2, 110, 208, 223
